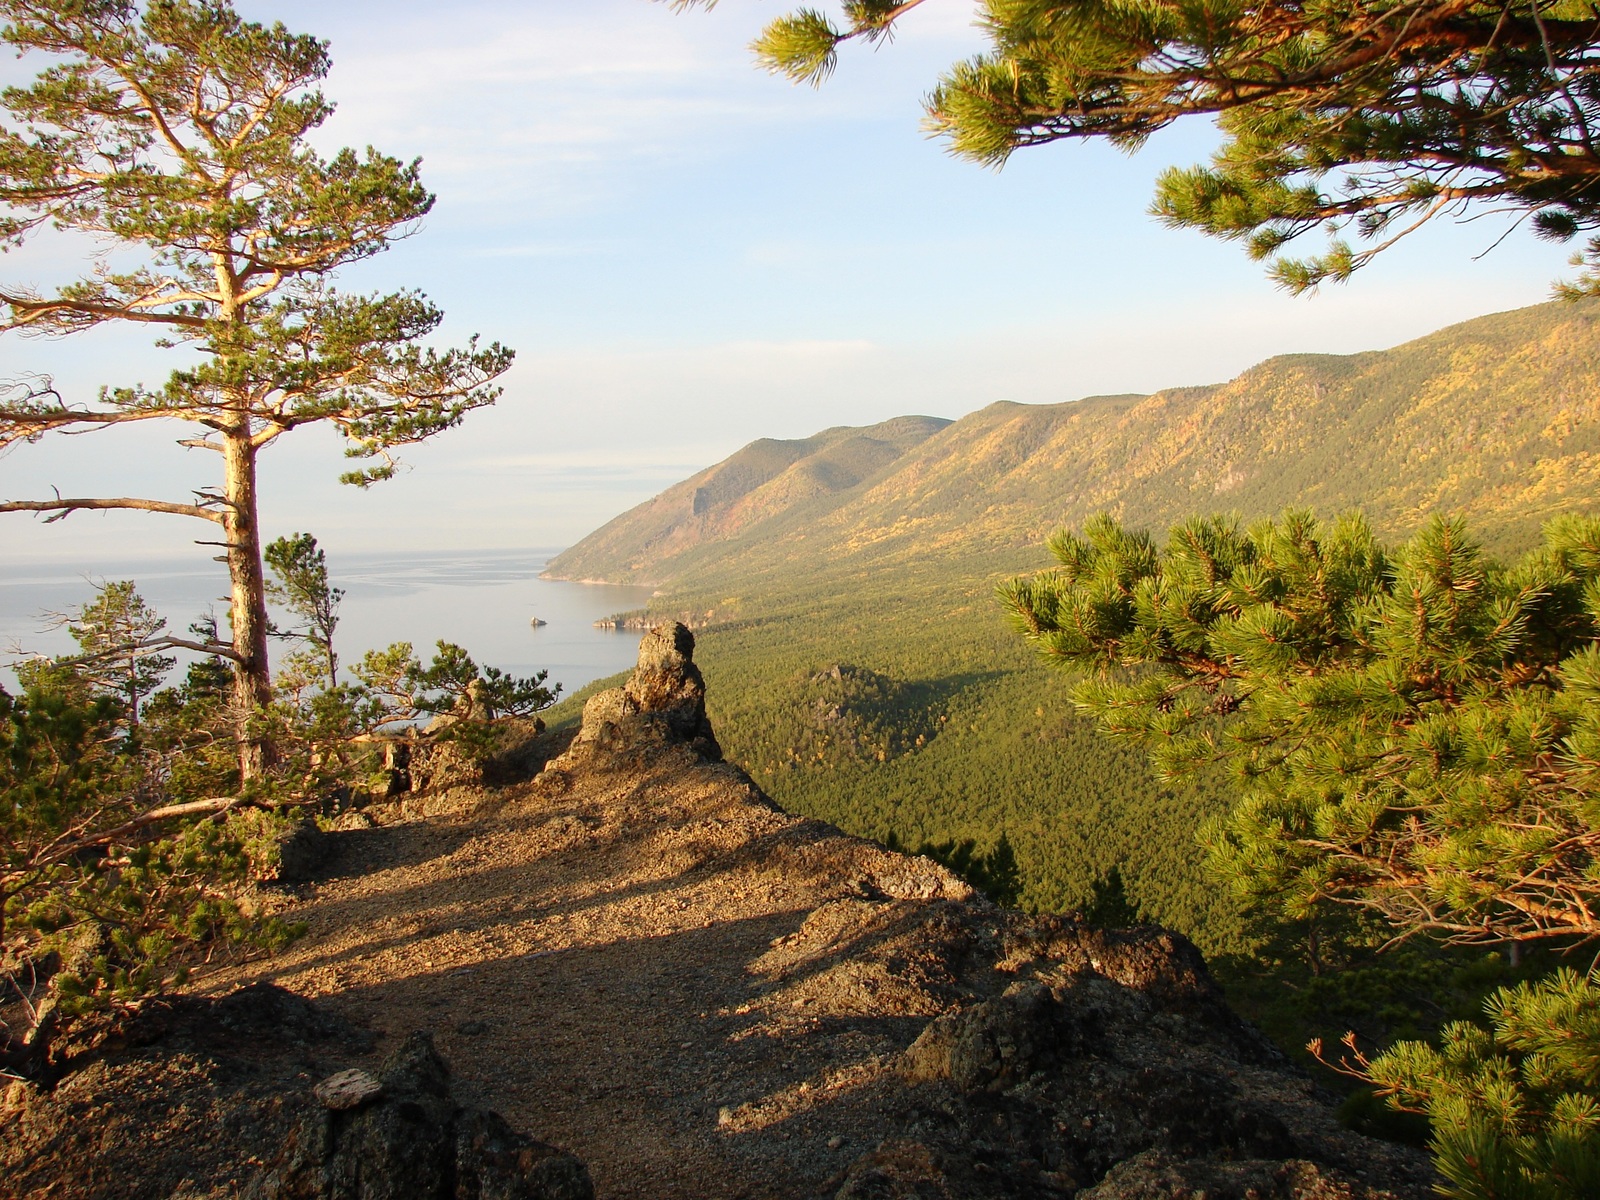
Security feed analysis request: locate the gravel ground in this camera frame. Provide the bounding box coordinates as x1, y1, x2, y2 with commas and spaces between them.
206, 741, 985, 1199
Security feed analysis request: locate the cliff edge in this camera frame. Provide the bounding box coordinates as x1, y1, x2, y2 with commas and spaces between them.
2, 626, 1431, 1199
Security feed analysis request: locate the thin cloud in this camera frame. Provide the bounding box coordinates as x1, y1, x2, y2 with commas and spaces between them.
466, 239, 626, 260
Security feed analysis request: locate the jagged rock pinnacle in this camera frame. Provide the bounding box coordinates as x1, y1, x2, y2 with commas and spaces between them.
562, 622, 722, 764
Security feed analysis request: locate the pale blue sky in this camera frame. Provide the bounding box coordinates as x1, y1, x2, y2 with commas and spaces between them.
0, 0, 1563, 564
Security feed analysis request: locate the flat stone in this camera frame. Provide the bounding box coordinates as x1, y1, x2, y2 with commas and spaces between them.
312, 1068, 382, 1111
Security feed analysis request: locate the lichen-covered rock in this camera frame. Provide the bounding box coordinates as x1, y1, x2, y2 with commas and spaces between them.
905, 981, 1072, 1092
624, 623, 708, 735
454, 1108, 595, 1200
0, 986, 591, 1200
1079, 1149, 1408, 1200
833, 1139, 954, 1198
571, 686, 639, 755
408, 734, 488, 795
254, 1032, 457, 1199
404, 716, 553, 795
891, 970, 1300, 1193
0, 984, 368, 1199
272, 818, 330, 884
864, 853, 975, 903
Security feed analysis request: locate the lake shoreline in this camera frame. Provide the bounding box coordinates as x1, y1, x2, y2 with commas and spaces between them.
1, 548, 657, 698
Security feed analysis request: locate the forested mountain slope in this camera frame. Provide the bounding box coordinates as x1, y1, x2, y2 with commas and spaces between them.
551, 300, 1600, 590
543, 300, 1600, 1077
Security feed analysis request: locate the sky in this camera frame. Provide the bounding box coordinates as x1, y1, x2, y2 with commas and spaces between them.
0, 0, 1567, 565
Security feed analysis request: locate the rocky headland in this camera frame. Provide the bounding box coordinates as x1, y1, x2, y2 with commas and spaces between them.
1, 626, 1432, 1199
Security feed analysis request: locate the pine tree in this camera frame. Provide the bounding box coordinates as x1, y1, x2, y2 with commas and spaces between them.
265, 533, 343, 693
0, 668, 129, 957
0, 1, 512, 781
0, 661, 302, 1072
675, 0, 1600, 291
62, 580, 175, 730
999, 509, 1600, 947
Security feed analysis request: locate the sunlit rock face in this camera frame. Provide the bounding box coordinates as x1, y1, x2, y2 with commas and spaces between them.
556, 621, 721, 765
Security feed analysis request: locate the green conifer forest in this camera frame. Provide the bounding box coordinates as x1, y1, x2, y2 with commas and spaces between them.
545, 300, 1600, 1138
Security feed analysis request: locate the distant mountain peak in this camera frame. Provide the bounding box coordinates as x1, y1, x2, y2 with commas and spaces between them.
543, 414, 952, 584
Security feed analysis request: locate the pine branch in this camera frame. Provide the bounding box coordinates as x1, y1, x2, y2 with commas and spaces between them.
0, 496, 227, 524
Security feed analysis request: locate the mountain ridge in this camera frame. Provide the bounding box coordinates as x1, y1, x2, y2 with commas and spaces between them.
542, 414, 952, 585
549, 300, 1600, 589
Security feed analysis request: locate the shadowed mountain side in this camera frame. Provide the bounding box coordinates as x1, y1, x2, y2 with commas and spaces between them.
543, 415, 952, 585
552, 300, 1600, 593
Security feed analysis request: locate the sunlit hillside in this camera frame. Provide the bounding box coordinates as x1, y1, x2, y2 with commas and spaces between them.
545, 297, 1600, 985
543, 415, 951, 584
550, 299, 1600, 592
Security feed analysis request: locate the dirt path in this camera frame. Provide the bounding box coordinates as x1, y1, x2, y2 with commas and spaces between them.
209, 742, 979, 1199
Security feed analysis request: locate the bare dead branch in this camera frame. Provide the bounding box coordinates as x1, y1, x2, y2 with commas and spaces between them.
42, 796, 248, 863
0, 496, 227, 524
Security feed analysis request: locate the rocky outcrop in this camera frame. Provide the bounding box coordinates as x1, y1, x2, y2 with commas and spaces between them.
520, 628, 1430, 1198
0, 984, 590, 1200
1081, 1151, 1397, 1200
547, 622, 721, 766
267, 817, 331, 884
3, 628, 1434, 1199
249, 1031, 591, 1200
867, 963, 1393, 1197
591, 613, 652, 631
382, 715, 555, 796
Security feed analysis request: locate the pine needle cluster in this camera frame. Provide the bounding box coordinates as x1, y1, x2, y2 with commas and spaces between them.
1001, 509, 1600, 948
676, 0, 1600, 291
1363, 967, 1600, 1198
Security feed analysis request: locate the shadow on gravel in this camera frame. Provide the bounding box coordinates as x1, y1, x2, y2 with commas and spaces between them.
272, 839, 812, 995
274, 791, 840, 983
318, 821, 481, 880
310, 914, 931, 1198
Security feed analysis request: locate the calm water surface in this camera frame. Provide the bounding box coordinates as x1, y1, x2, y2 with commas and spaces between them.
0, 549, 655, 700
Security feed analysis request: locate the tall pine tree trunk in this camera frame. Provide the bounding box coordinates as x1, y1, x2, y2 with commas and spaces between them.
223, 429, 273, 781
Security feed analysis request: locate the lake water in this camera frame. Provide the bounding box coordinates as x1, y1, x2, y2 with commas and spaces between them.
0, 549, 655, 700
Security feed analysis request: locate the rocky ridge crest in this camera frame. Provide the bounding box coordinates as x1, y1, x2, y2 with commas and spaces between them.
2, 625, 1430, 1199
